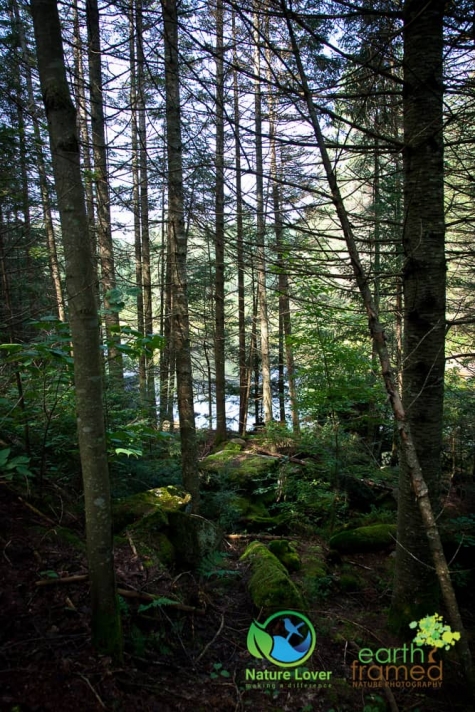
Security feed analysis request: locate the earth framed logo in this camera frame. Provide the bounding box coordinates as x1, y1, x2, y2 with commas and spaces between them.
247, 610, 316, 668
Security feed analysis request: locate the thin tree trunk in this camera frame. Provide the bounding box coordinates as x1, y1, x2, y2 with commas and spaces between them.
86, 0, 123, 385
16, 101, 34, 316
161, 0, 199, 509
160, 229, 174, 426
31, 0, 122, 660
267, 62, 299, 433
129, 2, 146, 405
13, 0, 65, 323
72, 0, 96, 259
214, 0, 226, 443
136, 0, 157, 420
283, 2, 473, 692
232, 10, 247, 436
253, 8, 273, 424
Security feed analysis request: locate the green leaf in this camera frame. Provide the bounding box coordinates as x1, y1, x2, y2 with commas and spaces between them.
0, 343, 23, 351
138, 596, 181, 613
6, 456, 30, 467
0, 448, 11, 467
114, 447, 142, 458
247, 621, 273, 660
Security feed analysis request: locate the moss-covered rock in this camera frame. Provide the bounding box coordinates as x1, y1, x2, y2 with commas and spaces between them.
233, 496, 269, 519
112, 486, 190, 533
298, 543, 329, 601
128, 512, 175, 567
268, 539, 301, 572
167, 512, 222, 567
200, 445, 279, 492
240, 541, 305, 611
329, 524, 397, 553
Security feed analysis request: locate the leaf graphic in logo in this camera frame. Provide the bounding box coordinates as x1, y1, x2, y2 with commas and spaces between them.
247, 621, 274, 660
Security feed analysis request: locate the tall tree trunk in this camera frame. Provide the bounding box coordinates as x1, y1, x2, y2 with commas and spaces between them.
16, 101, 34, 316
253, 9, 273, 424
232, 10, 247, 436
161, 0, 199, 509
159, 227, 174, 427
268, 68, 299, 433
136, 0, 157, 420
31, 0, 122, 660
72, 0, 96, 259
13, 0, 65, 322
392, 0, 447, 622
214, 0, 226, 443
86, 0, 123, 385
129, 2, 147, 405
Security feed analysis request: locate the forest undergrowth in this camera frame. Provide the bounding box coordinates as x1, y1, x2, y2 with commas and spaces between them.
1, 426, 473, 712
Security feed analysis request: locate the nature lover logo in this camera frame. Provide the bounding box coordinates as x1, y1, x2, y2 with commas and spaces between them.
247, 610, 316, 667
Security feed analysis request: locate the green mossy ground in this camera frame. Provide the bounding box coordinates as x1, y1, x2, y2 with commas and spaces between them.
329, 523, 397, 553
240, 540, 305, 611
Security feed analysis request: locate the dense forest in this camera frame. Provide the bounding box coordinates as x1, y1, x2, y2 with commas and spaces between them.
1, 0, 475, 710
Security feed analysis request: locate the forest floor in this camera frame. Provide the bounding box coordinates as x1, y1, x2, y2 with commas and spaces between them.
0, 481, 472, 712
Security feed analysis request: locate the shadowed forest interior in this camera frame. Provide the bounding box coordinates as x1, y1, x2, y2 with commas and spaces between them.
1, 0, 475, 710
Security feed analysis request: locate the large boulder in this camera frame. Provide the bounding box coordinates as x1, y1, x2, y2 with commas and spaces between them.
232, 496, 288, 532
127, 511, 176, 567
200, 442, 279, 494
112, 485, 190, 533
329, 524, 397, 553
240, 541, 305, 611
167, 512, 222, 567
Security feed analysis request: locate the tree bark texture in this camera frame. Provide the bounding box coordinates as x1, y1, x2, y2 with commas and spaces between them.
31, 0, 122, 660
72, 0, 97, 266
136, 0, 157, 419
161, 0, 199, 510
392, 0, 447, 620
86, 0, 123, 385
253, 9, 273, 424
214, 0, 226, 442
232, 10, 248, 436
129, 2, 147, 405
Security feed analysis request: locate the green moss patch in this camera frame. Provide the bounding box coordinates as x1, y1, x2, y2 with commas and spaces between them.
200, 447, 279, 491
240, 541, 305, 611
112, 486, 190, 533
268, 539, 301, 572
329, 524, 397, 553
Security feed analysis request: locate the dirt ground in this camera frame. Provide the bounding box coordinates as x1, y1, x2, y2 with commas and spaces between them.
0, 483, 472, 712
